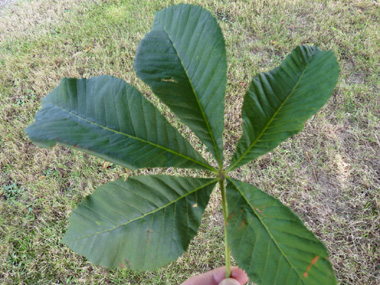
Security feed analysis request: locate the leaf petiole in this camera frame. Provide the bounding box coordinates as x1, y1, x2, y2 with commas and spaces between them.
219, 172, 231, 278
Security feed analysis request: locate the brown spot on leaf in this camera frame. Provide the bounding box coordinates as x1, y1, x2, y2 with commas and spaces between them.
306, 256, 320, 272
146, 229, 152, 245
303, 256, 320, 278
226, 213, 235, 226
238, 219, 247, 230
74, 144, 78, 148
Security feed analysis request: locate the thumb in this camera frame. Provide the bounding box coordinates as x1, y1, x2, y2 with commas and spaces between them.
218, 278, 241, 285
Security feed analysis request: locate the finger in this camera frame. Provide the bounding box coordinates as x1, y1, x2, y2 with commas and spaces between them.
182, 266, 226, 285
219, 278, 241, 285
182, 266, 249, 285
231, 267, 249, 284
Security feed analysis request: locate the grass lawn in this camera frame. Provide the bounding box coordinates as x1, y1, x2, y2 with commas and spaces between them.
0, 0, 379, 284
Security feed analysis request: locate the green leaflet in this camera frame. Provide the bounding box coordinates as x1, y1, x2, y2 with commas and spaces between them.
226, 178, 336, 285
62, 175, 217, 270
25, 75, 213, 171
229, 45, 340, 171
134, 4, 226, 166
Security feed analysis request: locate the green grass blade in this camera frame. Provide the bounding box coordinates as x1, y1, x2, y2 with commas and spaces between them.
62, 175, 217, 270
134, 4, 226, 166
25, 75, 213, 171
226, 178, 336, 284
229, 45, 339, 171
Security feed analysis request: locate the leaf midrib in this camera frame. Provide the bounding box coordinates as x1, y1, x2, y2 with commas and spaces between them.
228, 54, 313, 171
157, 16, 223, 167
45, 100, 215, 172
64, 178, 218, 241
226, 177, 306, 284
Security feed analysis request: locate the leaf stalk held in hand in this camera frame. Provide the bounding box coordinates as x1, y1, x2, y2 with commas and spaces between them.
219, 171, 231, 278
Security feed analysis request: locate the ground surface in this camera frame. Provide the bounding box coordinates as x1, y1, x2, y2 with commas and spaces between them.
0, 0, 379, 284
0, 0, 16, 11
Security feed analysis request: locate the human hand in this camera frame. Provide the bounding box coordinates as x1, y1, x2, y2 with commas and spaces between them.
181, 266, 249, 285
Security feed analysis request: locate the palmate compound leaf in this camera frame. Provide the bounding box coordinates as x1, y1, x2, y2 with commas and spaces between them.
25, 75, 213, 171
229, 45, 340, 171
134, 4, 226, 166
24, 3, 340, 283
226, 178, 336, 285
62, 175, 218, 270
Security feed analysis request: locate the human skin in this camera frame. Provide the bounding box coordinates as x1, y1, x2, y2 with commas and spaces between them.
182, 266, 249, 285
